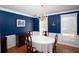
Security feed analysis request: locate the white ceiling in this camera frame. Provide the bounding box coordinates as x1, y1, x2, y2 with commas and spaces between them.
0, 5, 79, 17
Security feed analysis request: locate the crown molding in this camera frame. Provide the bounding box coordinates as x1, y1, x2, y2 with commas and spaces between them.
0, 7, 79, 18
0, 7, 35, 18
48, 9, 79, 16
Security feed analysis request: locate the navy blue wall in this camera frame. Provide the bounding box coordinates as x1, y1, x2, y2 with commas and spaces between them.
77, 11, 79, 35
48, 15, 61, 33
48, 11, 79, 34
33, 18, 39, 31
0, 10, 33, 36
0, 10, 79, 36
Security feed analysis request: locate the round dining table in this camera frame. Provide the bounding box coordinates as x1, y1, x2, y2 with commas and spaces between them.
32, 35, 55, 53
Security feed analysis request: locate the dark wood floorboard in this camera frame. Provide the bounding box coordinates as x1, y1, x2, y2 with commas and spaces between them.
7, 44, 79, 53
7, 45, 26, 53
56, 44, 79, 53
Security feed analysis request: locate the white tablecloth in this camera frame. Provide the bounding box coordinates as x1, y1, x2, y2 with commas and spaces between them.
32, 35, 54, 53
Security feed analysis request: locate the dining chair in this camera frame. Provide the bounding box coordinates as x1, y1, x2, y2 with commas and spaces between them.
53, 34, 58, 53
25, 32, 32, 53
25, 32, 38, 53
42, 31, 49, 36
28, 31, 33, 37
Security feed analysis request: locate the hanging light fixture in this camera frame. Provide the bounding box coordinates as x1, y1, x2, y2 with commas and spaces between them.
40, 5, 47, 21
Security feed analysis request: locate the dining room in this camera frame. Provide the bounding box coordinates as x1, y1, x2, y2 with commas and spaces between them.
0, 5, 79, 53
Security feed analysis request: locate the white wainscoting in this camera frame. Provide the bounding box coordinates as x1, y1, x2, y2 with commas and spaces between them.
49, 33, 62, 43
5, 33, 79, 49
6, 35, 16, 49
33, 31, 40, 35
49, 33, 79, 48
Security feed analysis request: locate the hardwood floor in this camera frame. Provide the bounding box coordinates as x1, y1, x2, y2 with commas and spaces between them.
57, 44, 79, 53
7, 45, 26, 53
7, 44, 79, 53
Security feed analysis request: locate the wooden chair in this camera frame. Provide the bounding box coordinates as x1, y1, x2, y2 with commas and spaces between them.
27, 31, 33, 37
53, 34, 58, 53
42, 31, 49, 36
25, 32, 38, 53
25, 32, 32, 53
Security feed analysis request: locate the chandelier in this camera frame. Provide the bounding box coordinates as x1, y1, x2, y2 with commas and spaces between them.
40, 5, 47, 21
